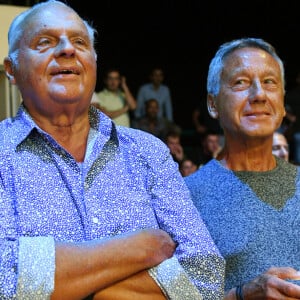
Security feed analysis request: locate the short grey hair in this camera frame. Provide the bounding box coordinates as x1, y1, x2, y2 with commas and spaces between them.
7, 0, 97, 64
207, 37, 285, 97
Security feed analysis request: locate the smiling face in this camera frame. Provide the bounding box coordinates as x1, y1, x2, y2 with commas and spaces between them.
4, 2, 97, 118
208, 47, 285, 140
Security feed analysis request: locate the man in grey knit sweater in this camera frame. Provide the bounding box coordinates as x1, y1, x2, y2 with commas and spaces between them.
185, 37, 300, 299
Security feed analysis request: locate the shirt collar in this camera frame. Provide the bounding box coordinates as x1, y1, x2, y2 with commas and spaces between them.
6, 103, 114, 150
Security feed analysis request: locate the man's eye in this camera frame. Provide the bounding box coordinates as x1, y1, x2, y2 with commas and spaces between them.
264, 78, 276, 84
231, 79, 249, 90
73, 38, 85, 45
235, 79, 246, 85
38, 38, 51, 46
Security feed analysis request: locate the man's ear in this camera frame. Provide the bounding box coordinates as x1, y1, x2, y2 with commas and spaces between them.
283, 105, 286, 118
207, 94, 218, 119
3, 57, 16, 85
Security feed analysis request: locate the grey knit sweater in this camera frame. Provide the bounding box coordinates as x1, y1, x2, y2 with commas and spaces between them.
184, 157, 300, 292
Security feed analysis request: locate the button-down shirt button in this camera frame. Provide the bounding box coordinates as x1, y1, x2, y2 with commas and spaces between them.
92, 217, 99, 224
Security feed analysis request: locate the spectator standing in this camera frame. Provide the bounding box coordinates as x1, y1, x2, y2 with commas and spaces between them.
135, 67, 173, 121
91, 68, 136, 127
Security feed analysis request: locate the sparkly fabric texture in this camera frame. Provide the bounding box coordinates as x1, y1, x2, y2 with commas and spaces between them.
0, 105, 225, 299
148, 256, 202, 299
185, 158, 300, 292
16, 237, 55, 299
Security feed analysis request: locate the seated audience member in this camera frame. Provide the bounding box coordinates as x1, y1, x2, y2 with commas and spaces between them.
91, 68, 136, 127
1, 0, 225, 299
196, 130, 222, 167
192, 99, 223, 137
272, 131, 289, 162
135, 67, 173, 121
164, 131, 186, 164
189, 102, 224, 162
179, 158, 198, 177
132, 98, 181, 141
185, 37, 300, 299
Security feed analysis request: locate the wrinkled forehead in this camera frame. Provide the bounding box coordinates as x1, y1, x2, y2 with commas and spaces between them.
224, 47, 278, 68
23, 4, 86, 36
221, 47, 282, 80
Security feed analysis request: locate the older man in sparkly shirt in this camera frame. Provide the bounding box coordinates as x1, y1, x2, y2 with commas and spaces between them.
0, 0, 225, 299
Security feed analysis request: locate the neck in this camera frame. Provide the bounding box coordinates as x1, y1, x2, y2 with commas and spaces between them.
219, 154, 276, 171
33, 112, 90, 163
218, 136, 276, 171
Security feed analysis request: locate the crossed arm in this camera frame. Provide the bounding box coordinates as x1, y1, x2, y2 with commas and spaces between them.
51, 229, 175, 300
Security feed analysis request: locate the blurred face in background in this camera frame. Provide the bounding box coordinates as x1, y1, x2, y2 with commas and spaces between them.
202, 134, 221, 157
180, 159, 198, 177
150, 69, 164, 86
105, 71, 121, 92
166, 135, 181, 155
145, 99, 159, 119
272, 132, 289, 161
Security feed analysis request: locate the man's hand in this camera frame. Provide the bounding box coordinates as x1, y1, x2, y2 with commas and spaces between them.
228, 267, 300, 299
120, 228, 176, 267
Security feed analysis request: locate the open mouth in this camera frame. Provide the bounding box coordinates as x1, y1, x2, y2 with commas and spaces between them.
51, 68, 80, 75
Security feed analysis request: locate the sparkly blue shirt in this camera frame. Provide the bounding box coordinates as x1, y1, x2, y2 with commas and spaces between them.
0, 104, 224, 299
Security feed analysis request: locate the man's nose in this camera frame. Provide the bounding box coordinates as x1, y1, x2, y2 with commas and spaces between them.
249, 80, 266, 102
54, 38, 75, 57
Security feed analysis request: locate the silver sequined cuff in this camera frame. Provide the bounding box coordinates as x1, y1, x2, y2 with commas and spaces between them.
16, 236, 55, 299
148, 256, 203, 300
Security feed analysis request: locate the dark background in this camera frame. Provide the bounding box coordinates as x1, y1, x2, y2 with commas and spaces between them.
3, 0, 300, 129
